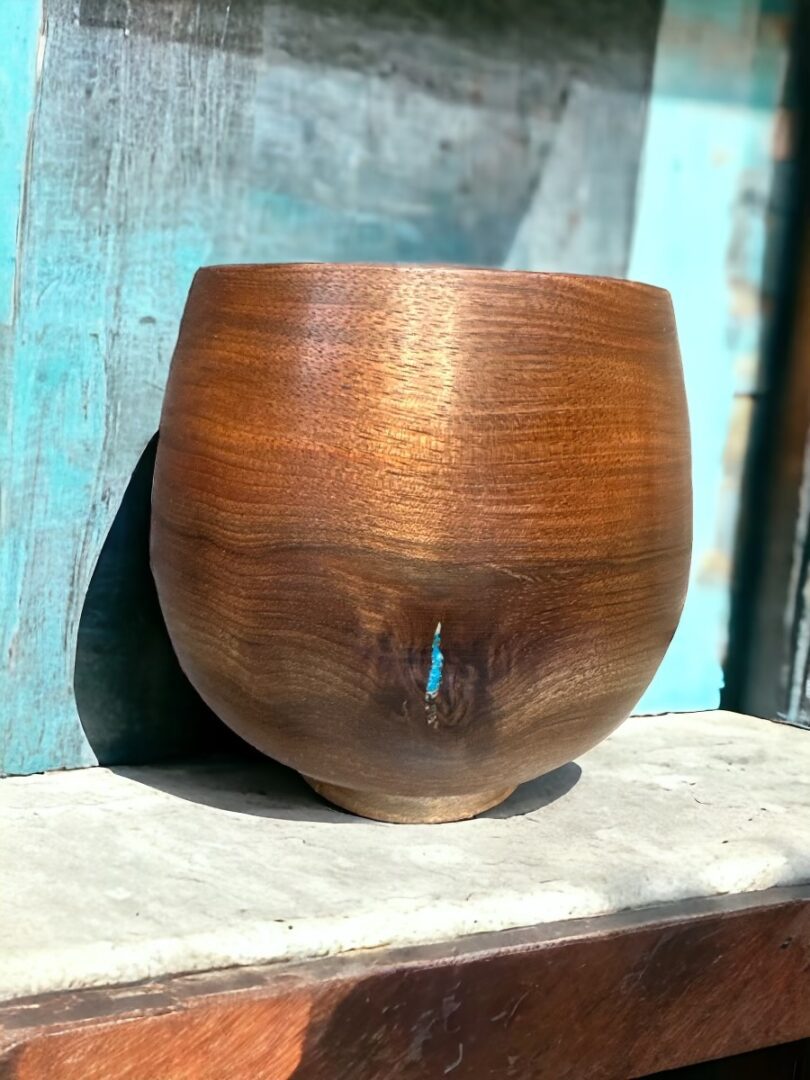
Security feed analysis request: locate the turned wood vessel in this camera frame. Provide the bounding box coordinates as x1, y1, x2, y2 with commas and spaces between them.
151, 264, 691, 822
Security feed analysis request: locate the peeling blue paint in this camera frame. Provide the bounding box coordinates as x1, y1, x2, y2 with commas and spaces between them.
629, 0, 787, 713
426, 622, 444, 698
0, 0, 793, 774
0, 3, 41, 324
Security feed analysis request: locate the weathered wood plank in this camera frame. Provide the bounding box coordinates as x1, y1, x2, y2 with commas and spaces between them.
0, 3, 42, 325
2, 888, 809, 1079
628, 0, 793, 713
0, 0, 661, 774
2, 0, 263, 774
724, 4, 810, 724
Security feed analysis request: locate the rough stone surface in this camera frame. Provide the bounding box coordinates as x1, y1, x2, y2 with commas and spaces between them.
2, 711, 809, 1001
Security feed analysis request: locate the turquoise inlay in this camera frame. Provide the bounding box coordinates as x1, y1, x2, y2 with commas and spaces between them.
426, 622, 444, 698
1, 0, 792, 774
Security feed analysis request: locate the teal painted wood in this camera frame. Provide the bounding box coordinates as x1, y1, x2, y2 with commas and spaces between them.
1, 0, 267, 774
1, 0, 665, 774
1, 0, 793, 770
0, 2, 76, 773
631, 0, 791, 712
0, 3, 42, 325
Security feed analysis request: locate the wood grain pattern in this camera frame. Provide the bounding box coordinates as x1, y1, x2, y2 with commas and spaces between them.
0, 0, 664, 776
151, 264, 691, 820
650, 1041, 810, 1078
2, 887, 809, 1079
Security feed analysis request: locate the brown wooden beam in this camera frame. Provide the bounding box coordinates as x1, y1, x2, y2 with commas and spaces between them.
725, 6, 810, 723
2, 887, 809, 1079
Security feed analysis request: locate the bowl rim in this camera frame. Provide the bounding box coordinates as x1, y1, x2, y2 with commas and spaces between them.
196, 262, 671, 300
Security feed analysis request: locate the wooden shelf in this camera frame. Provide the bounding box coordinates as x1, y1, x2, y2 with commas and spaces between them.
2, 710, 810, 1076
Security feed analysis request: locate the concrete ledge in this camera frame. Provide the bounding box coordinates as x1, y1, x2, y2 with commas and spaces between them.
2, 710, 809, 1001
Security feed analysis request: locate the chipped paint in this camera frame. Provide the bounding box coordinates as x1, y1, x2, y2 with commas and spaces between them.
0, 2, 43, 324
1, 0, 661, 774
5, 0, 791, 771
629, 0, 789, 714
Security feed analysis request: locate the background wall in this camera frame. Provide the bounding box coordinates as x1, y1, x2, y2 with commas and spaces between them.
0, 0, 793, 774
631, 0, 793, 712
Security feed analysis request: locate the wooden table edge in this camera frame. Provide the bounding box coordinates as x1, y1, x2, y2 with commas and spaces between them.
2, 885, 810, 1078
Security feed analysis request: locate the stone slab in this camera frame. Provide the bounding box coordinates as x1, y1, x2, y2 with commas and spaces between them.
2, 711, 808, 1001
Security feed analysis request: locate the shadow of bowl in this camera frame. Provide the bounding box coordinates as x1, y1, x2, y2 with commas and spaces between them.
112, 753, 581, 824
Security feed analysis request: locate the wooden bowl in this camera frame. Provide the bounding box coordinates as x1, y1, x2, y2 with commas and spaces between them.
151, 264, 691, 823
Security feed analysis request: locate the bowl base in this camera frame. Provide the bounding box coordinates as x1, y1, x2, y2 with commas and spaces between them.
303, 777, 515, 824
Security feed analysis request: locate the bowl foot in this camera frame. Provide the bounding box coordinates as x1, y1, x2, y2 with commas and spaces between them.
303, 777, 515, 824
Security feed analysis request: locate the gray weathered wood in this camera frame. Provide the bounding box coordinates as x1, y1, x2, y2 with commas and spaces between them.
0, 0, 660, 773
